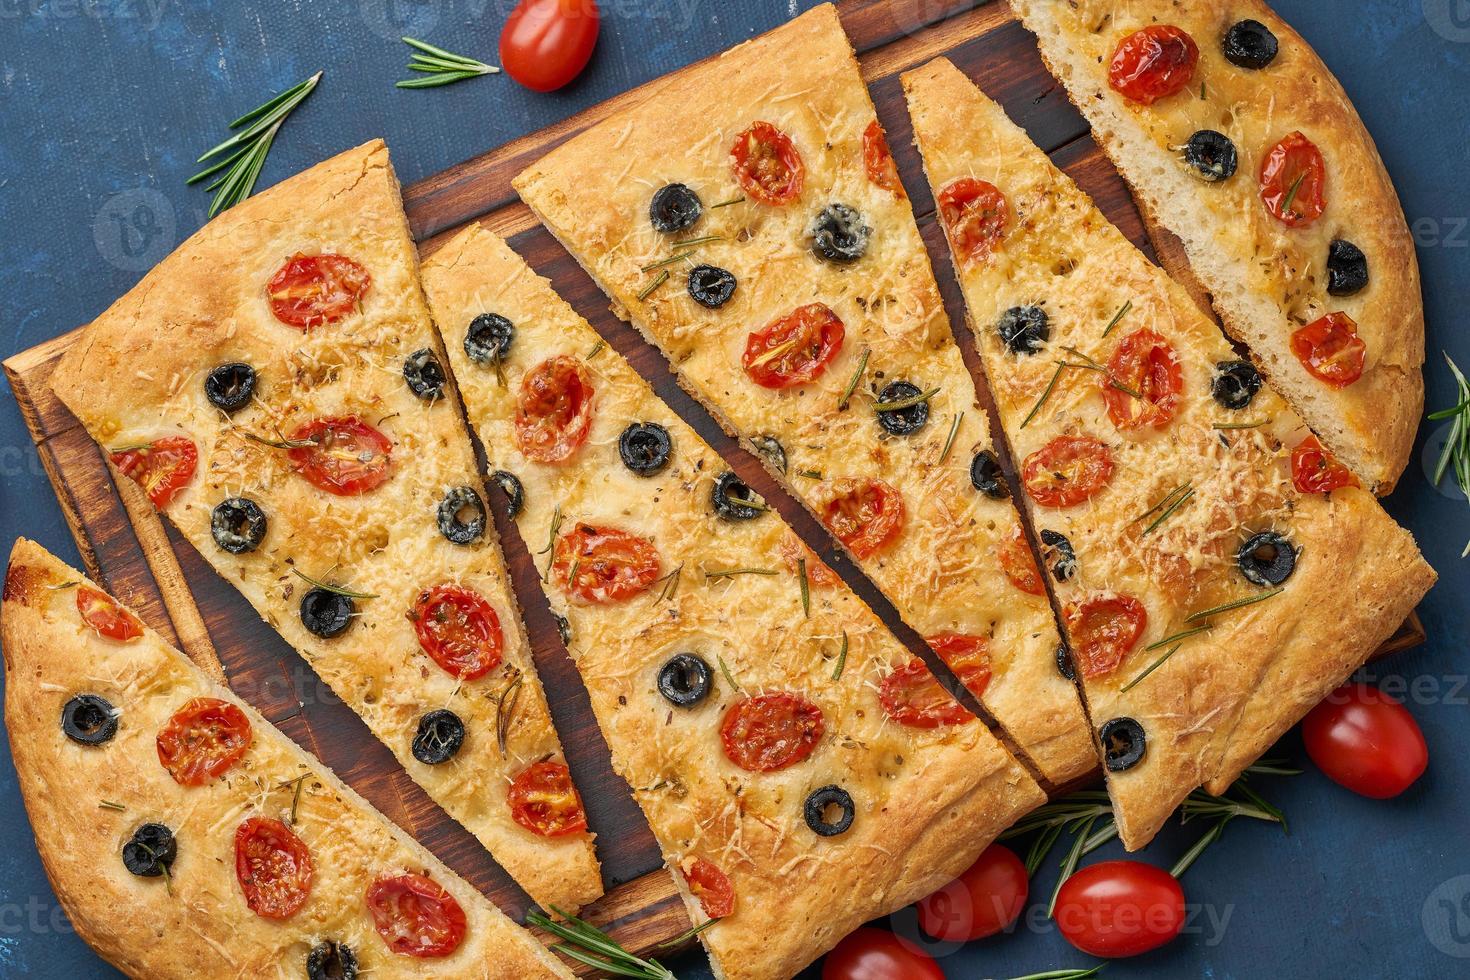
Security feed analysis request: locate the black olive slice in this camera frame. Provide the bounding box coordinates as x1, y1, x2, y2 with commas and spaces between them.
1327, 239, 1369, 296
657, 653, 713, 707
650, 183, 703, 234
122, 822, 177, 877
437, 486, 486, 545
554, 614, 572, 646
1211, 359, 1263, 410
804, 785, 855, 837
619, 422, 674, 476
491, 470, 525, 519
211, 497, 267, 555
465, 313, 514, 366
810, 204, 871, 264
1056, 643, 1076, 681
1100, 717, 1147, 772
997, 306, 1050, 356
751, 435, 788, 475
412, 709, 465, 765
403, 348, 446, 401
687, 265, 737, 309
876, 380, 931, 435
1237, 531, 1298, 586
204, 362, 257, 414
1039, 529, 1077, 582
62, 694, 118, 746
970, 450, 1009, 499
1184, 130, 1238, 182
712, 471, 764, 521
300, 588, 354, 639
1223, 19, 1279, 70
306, 941, 358, 980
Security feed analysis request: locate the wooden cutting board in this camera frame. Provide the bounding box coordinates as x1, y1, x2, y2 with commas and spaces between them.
1, 0, 1425, 970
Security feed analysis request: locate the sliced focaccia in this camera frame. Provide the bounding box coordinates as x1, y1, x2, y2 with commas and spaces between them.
1010, 0, 1422, 493
903, 58, 1433, 846
511, 2, 1094, 786
48, 141, 601, 913
419, 223, 1045, 980
1, 539, 574, 979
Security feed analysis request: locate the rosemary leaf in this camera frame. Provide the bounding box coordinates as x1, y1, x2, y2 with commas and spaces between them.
637, 270, 669, 302
1185, 588, 1285, 623
1133, 482, 1192, 524
1141, 488, 1194, 536
1047, 814, 1098, 918
1280, 170, 1308, 219
1102, 299, 1133, 337
877, 386, 941, 413
291, 568, 377, 599
705, 567, 777, 580
717, 655, 744, 694
639, 250, 697, 273
939, 411, 964, 464
98, 800, 126, 812
1022, 363, 1068, 429
1004, 969, 1103, 980
831, 631, 849, 681
838, 346, 871, 410
710, 196, 745, 208
652, 564, 683, 604
797, 558, 810, 619
1429, 353, 1470, 556
655, 917, 718, 950
1120, 643, 1181, 693
587, 339, 606, 359
1214, 420, 1270, 430
493, 672, 524, 756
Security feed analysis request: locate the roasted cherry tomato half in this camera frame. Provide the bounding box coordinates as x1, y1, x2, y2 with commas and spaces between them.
1303, 683, 1428, 798
553, 523, 661, 603
721, 691, 825, 772
1108, 25, 1199, 105
926, 632, 993, 698
365, 872, 467, 959
819, 478, 904, 560
937, 177, 1009, 266
411, 584, 504, 681
1055, 860, 1186, 958
507, 760, 588, 837
862, 120, 904, 198
822, 927, 943, 980
1064, 594, 1147, 679
1106, 329, 1183, 430
1022, 435, 1116, 508
879, 658, 971, 729
1260, 131, 1327, 227
266, 253, 371, 329
997, 525, 1046, 597
1290, 312, 1366, 388
781, 533, 841, 588
235, 816, 313, 920
917, 842, 1027, 942
156, 696, 253, 786
110, 436, 198, 509
684, 857, 736, 919
742, 303, 845, 389
1291, 434, 1360, 494
515, 355, 595, 463
730, 121, 804, 205
76, 585, 143, 641
499, 0, 601, 93
286, 416, 393, 496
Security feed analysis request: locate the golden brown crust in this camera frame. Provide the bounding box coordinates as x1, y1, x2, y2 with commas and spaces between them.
1, 539, 573, 980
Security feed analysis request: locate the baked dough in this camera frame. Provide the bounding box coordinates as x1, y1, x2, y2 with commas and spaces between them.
47, 141, 601, 913
1, 538, 574, 980
420, 223, 1045, 980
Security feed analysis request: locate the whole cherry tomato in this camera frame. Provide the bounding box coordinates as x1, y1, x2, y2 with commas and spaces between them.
1302, 683, 1428, 798
822, 927, 943, 980
917, 842, 1028, 942
1054, 860, 1185, 958
1108, 25, 1199, 105
500, 0, 601, 93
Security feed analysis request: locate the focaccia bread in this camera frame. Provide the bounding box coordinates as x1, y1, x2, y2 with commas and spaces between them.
903, 58, 1434, 846
1011, 0, 1422, 493
512, 2, 1094, 786
1, 539, 574, 980
48, 141, 601, 913
419, 224, 1045, 980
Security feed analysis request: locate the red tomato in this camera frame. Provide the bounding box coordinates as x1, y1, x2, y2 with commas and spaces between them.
515, 355, 595, 463
1108, 25, 1198, 105
822, 927, 943, 980
1055, 860, 1186, 958
819, 478, 904, 559
730, 121, 805, 205
156, 697, 253, 786
499, 0, 600, 92
286, 416, 393, 495
684, 857, 736, 919
1064, 594, 1147, 679
1290, 312, 1366, 388
743, 303, 845, 389
926, 632, 993, 699
266, 253, 371, 329
553, 523, 661, 603
1260, 131, 1327, 227
917, 842, 1027, 942
366, 872, 468, 958
937, 177, 1009, 266
997, 524, 1046, 596
862, 120, 904, 198
110, 436, 198, 509
721, 692, 824, 772
879, 658, 971, 729
1303, 683, 1428, 798
234, 817, 313, 919
411, 584, 504, 681
1105, 329, 1183, 430
780, 533, 841, 588
507, 760, 588, 837
1291, 434, 1360, 494
1022, 435, 1115, 508
76, 585, 143, 641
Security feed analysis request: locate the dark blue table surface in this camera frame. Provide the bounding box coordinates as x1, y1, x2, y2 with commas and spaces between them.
2, 2, 1468, 977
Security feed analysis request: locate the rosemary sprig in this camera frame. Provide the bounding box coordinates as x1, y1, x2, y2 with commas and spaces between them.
939, 411, 964, 464
291, 568, 378, 599
1172, 776, 1293, 877
831, 631, 849, 681
1102, 299, 1133, 337
651, 563, 684, 604
838, 347, 871, 410
188, 71, 322, 217
705, 567, 777, 580
717, 655, 744, 694
710, 196, 745, 208
797, 558, 810, 619
1184, 588, 1284, 623
1242, 758, 1303, 779
239, 428, 317, 451
98, 800, 126, 812
637, 270, 669, 302
1144, 624, 1212, 651
1279, 171, 1308, 221
538, 506, 564, 555
1119, 642, 1181, 693
528, 908, 677, 980
1047, 813, 1107, 916
877, 386, 941, 413
587, 339, 606, 360
1000, 791, 1113, 876
640, 250, 697, 273
397, 36, 499, 88
1141, 487, 1195, 536
279, 773, 310, 825
655, 917, 718, 950
1133, 482, 1191, 525
1429, 353, 1470, 556
492, 671, 524, 756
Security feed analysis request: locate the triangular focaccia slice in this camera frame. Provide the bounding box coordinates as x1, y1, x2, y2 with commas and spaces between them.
420, 224, 1045, 980
903, 59, 1433, 845
2, 540, 573, 979
512, 3, 1094, 786
48, 141, 601, 912
1011, 0, 1422, 493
